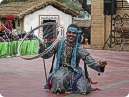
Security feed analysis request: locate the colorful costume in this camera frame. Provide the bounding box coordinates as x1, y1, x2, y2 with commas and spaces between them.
42, 25, 105, 94
2, 14, 14, 33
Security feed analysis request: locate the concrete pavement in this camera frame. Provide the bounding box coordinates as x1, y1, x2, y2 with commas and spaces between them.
0, 49, 129, 97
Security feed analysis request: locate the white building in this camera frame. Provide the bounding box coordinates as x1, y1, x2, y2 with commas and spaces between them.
0, 0, 79, 38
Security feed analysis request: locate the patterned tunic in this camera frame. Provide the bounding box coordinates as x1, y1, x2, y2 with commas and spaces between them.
43, 39, 101, 94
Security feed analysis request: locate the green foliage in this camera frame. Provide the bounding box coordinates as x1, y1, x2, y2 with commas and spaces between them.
56, 0, 83, 11
0, 0, 88, 13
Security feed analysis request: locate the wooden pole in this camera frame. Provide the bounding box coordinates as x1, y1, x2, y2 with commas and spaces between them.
42, 58, 47, 83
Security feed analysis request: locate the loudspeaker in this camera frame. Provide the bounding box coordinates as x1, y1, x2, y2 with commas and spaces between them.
103, 0, 116, 15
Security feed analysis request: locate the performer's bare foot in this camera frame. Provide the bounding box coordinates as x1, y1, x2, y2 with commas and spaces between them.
43, 89, 49, 91
65, 91, 71, 94
89, 77, 98, 84
91, 81, 98, 84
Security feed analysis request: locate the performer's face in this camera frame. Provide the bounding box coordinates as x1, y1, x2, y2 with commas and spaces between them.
8, 20, 12, 23
66, 30, 77, 43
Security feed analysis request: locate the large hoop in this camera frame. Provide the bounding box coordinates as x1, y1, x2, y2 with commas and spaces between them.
17, 22, 64, 60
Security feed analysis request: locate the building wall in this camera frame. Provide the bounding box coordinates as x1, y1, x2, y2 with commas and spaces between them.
24, 5, 72, 37
91, 0, 105, 49
91, 0, 129, 50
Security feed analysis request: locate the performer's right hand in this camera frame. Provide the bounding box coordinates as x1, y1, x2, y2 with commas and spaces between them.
39, 43, 45, 51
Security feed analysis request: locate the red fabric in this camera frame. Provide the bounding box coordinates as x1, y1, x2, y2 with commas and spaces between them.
92, 88, 101, 91
6, 14, 14, 20
47, 78, 51, 89
0, 40, 5, 42
1, 22, 13, 33
42, 38, 46, 42
74, 72, 77, 78
84, 41, 88, 45
51, 38, 56, 42
91, 81, 98, 84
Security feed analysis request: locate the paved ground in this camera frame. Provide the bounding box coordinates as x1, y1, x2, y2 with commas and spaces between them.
0, 49, 129, 97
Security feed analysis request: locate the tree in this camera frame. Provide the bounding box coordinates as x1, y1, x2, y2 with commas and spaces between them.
0, 0, 90, 14
78, 0, 91, 14
56, 0, 91, 14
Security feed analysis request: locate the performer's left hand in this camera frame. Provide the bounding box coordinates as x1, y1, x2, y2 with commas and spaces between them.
99, 60, 107, 67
